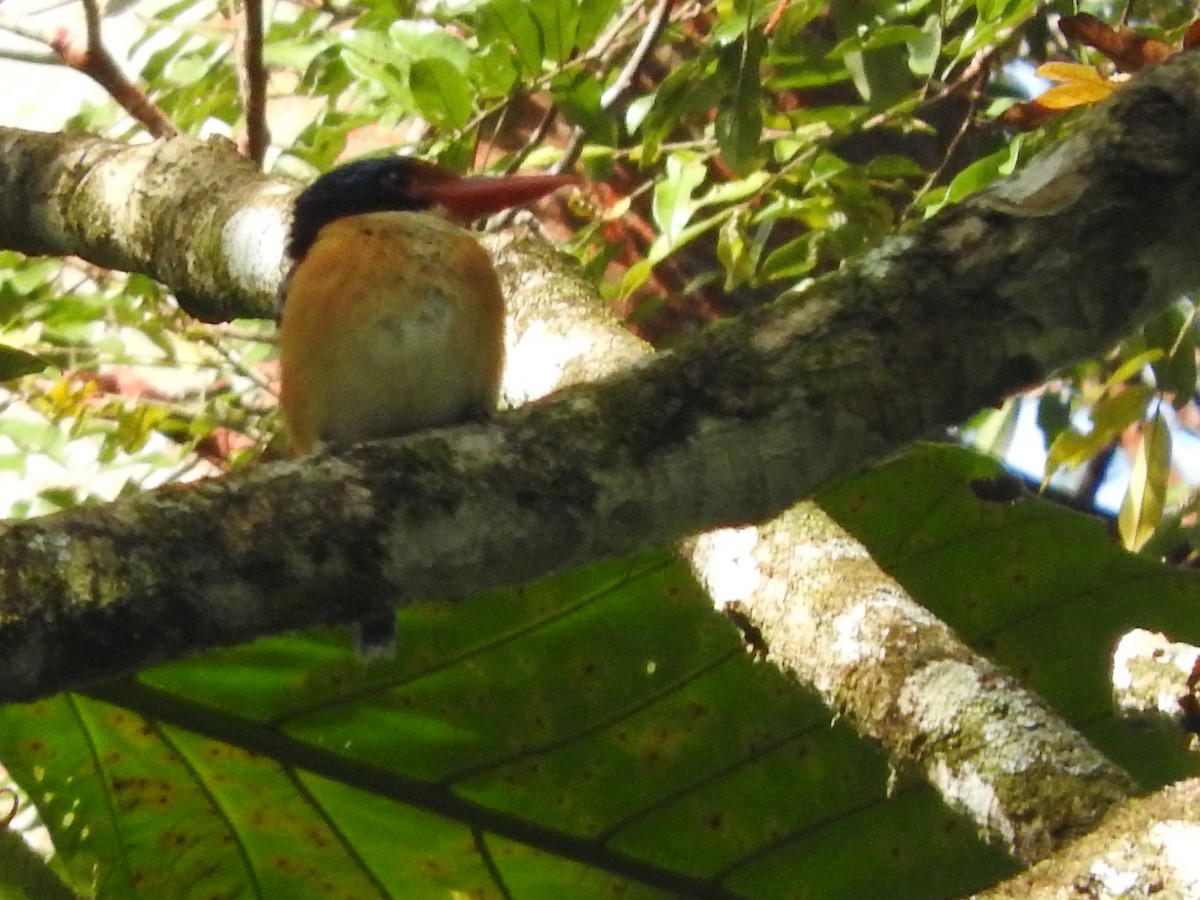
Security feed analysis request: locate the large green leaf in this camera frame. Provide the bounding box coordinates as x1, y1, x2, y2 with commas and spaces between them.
474, 0, 545, 77
0, 555, 1011, 899
410, 58, 474, 130
528, 0, 580, 64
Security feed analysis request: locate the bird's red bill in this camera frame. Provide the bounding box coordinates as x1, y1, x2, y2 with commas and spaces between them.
411, 173, 579, 218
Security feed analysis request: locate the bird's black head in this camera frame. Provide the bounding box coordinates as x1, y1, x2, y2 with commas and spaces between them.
286, 157, 453, 260
286, 157, 578, 260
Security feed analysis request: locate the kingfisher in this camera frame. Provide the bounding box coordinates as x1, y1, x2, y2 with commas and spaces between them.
279, 156, 575, 454
278, 156, 575, 651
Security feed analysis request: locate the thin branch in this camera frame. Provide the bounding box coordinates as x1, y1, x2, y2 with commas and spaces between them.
0, 45, 59, 65
975, 778, 1200, 899
580, 0, 649, 65
1, 0, 180, 137
600, 0, 672, 110
0, 18, 62, 47
499, 101, 558, 177
908, 47, 994, 209
554, 0, 674, 177
235, 0, 270, 165
461, 0, 659, 166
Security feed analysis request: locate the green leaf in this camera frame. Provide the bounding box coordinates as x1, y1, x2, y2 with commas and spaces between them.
529, 0, 579, 63
1104, 347, 1163, 391
0, 828, 76, 900
641, 59, 714, 159
715, 33, 765, 176
821, 443, 1200, 787
0, 554, 1010, 899
967, 398, 1020, 457
409, 57, 474, 130
907, 14, 942, 76
469, 42, 519, 98
1035, 391, 1072, 449
760, 234, 817, 281
576, 0, 621, 47
389, 20, 472, 73
338, 44, 411, 108
652, 154, 707, 246
921, 138, 1023, 215
619, 258, 654, 300
717, 212, 766, 290
340, 27, 406, 68
1045, 385, 1152, 478
0, 345, 48, 382
1119, 413, 1171, 552
475, 0, 544, 76
1092, 386, 1154, 434
551, 69, 617, 145
1143, 302, 1199, 405
696, 171, 770, 207
624, 94, 654, 133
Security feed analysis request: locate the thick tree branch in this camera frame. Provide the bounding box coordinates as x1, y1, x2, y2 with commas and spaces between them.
974, 777, 1200, 899
0, 128, 286, 322
3, 55, 1200, 702
1112, 628, 1200, 741
501, 223, 1138, 861
693, 512, 1135, 864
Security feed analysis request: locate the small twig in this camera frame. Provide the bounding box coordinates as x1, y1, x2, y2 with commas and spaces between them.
0, 18, 60, 46
235, 0, 270, 165
488, 101, 560, 228
0, 44, 59, 65
908, 48, 993, 211
481, 99, 512, 169
192, 329, 275, 392
554, 0, 673, 176
500, 100, 558, 176
459, 1, 658, 151
580, 0, 649, 65
600, 0, 673, 109
552, 127, 588, 180
13, 0, 180, 137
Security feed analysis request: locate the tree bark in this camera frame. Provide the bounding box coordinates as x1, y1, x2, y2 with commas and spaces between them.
972, 777, 1200, 899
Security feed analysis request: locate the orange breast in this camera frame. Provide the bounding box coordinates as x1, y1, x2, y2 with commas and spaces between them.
279, 212, 505, 453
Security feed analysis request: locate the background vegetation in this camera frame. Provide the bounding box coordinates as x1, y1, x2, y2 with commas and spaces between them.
0, 0, 1197, 897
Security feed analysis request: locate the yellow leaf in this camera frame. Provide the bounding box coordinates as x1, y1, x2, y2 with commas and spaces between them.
1092, 385, 1153, 433
1035, 62, 1108, 84
1044, 386, 1151, 480
1045, 426, 1105, 483
1105, 349, 1163, 392
1119, 414, 1171, 552
1035, 81, 1116, 111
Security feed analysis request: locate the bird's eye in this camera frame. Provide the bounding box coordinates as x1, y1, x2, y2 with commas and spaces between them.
380, 170, 408, 192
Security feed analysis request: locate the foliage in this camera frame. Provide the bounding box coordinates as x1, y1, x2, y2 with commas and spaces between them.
1, 0, 1199, 898
0, 552, 1016, 898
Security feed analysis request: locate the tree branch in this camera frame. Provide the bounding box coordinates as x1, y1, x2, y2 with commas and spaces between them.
974, 777, 1200, 899
0, 0, 179, 137
3, 54, 1200, 703
693, 511, 1135, 865
234, 0, 270, 165
0, 127, 285, 322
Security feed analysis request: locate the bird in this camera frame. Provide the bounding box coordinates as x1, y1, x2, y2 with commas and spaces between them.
277, 155, 576, 653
